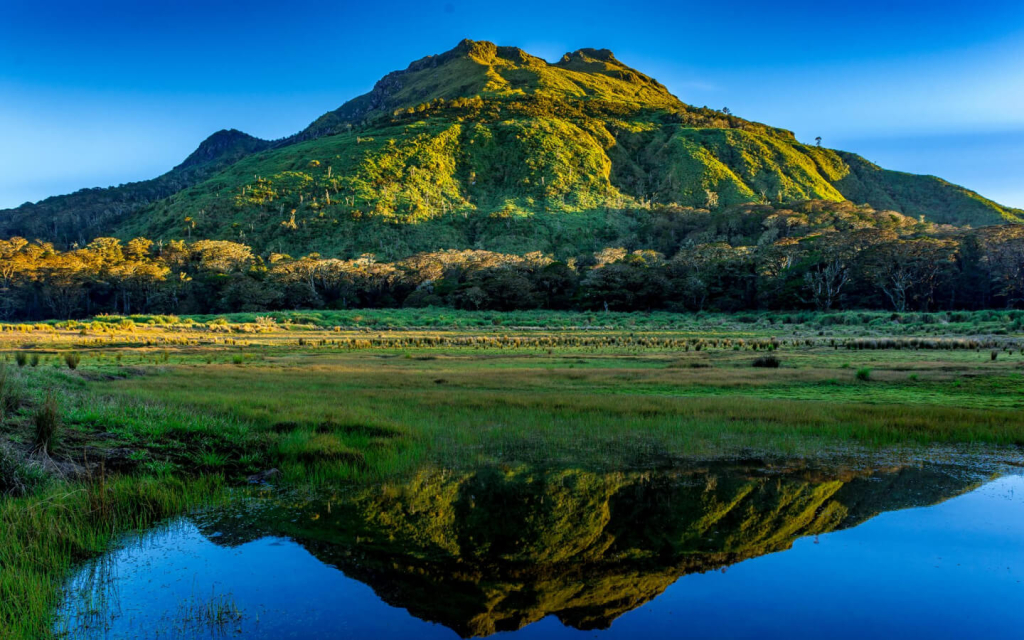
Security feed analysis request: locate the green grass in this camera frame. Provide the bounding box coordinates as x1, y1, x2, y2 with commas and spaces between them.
0, 475, 224, 639
16, 307, 1024, 336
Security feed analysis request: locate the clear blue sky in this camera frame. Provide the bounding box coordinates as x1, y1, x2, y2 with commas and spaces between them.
2, 0, 1022, 209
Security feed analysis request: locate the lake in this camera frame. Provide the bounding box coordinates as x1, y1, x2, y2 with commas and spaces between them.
57, 459, 1024, 638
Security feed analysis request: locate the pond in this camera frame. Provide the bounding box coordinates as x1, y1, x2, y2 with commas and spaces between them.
58, 459, 1024, 638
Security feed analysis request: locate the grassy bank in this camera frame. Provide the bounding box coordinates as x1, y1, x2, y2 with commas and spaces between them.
10, 307, 1024, 335
0, 474, 224, 639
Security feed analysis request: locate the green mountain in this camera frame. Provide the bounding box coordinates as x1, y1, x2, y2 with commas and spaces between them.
2, 39, 1019, 258
0, 129, 271, 246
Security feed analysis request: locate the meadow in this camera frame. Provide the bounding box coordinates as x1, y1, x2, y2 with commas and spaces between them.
2, 308, 1024, 637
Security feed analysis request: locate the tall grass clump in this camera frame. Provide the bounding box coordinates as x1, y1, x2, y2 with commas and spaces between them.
751, 354, 781, 368
0, 445, 32, 497
63, 352, 81, 370
32, 391, 61, 454
0, 364, 21, 420
15, 352, 27, 367
855, 367, 872, 382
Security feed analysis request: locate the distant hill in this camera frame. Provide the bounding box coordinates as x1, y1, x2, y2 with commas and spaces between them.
0, 129, 271, 246
2, 39, 1019, 258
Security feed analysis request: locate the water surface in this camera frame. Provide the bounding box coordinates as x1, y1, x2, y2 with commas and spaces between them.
59, 461, 1024, 638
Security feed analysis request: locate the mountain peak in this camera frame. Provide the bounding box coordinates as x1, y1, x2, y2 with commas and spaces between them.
302, 40, 683, 136
177, 129, 269, 169
560, 47, 618, 64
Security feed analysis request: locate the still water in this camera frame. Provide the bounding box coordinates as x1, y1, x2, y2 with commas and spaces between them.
59, 461, 1024, 639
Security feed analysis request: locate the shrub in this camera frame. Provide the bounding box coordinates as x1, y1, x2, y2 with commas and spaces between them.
15, 352, 27, 367
64, 352, 81, 370
0, 364, 20, 419
856, 367, 872, 382
751, 355, 781, 368
29, 354, 40, 367
991, 350, 998, 361
33, 390, 61, 454
0, 445, 29, 496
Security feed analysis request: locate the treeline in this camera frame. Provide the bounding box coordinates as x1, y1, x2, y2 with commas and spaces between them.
2, 221, 1023, 320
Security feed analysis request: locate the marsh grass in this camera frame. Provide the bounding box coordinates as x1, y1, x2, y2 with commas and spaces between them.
751, 354, 782, 368
0, 364, 22, 419
0, 475, 225, 639
174, 587, 244, 634
0, 445, 39, 497
32, 391, 61, 455
95, 347, 1024, 483
3, 315, 1024, 636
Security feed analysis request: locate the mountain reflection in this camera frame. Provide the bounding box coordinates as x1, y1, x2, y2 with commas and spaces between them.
196, 462, 983, 637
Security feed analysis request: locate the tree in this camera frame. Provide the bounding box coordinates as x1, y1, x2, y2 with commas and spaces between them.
668, 243, 735, 311
802, 236, 855, 311
704, 189, 719, 210
863, 238, 957, 312
983, 226, 1024, 307
756, 238, 802, 308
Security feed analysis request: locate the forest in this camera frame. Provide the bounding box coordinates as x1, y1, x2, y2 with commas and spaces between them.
2, 199, 1023, 320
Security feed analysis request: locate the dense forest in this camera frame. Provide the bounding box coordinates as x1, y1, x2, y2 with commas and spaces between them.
3, 199, 1023, 320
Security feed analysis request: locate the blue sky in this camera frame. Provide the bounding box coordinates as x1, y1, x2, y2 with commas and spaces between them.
2, 0, 1023, 209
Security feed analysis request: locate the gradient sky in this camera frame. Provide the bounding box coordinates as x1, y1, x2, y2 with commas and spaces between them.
2, 0, 1023, 209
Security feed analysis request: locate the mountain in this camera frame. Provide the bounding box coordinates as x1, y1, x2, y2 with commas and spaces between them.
1, 39, 1020, 258
0, 129, 271, 246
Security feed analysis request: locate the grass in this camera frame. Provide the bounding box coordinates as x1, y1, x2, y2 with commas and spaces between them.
63, 352, 80, 371
173, 587, 244, 635
11, 307, 1024, 335
32, 391, 61, 455
1, 309, 1023, 637
751, 354, 782, 368
0, 474, 224, 639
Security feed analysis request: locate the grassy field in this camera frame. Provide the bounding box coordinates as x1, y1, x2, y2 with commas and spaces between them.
2, 309, 1024, 637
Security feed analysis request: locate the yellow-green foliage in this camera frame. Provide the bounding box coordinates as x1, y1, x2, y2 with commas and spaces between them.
8, 39, 1021, 260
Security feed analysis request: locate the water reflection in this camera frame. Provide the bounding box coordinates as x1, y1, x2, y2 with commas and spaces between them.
59, 460, 1023, 639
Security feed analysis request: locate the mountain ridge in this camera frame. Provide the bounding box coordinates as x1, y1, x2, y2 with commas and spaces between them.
1, 39, 1020, 255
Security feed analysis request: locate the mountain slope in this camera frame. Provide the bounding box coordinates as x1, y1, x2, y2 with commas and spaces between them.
299, 40, 689, 138
834, 151, 1024, 225
0, 129, 271, 245
1, 40, 1019, 257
